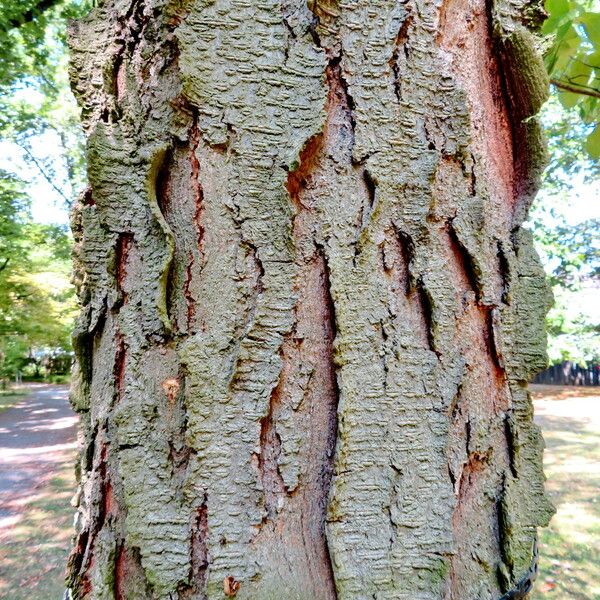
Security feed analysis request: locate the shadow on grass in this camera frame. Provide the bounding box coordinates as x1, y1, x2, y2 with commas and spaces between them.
0, 460, 76, 600
532, 390, 600, 599
0, 389, 28, 414
533, 526, 600, 600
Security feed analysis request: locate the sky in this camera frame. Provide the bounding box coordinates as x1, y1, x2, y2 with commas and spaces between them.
0, 130, 71, 226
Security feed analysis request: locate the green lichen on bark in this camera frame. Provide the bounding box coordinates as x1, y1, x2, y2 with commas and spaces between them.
498, 29, 549, 119
492, 0, 550, 222
495, 228, 555, 588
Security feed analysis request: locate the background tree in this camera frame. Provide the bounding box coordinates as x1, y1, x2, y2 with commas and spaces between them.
530, 0, 600, 365
529, 185, 599, 364
0, 170, 76, 380
0, 0, 88, 202
543, 0, 600, 157
64, 0, 559, 598
529, 65, 599, 364
0, 0, 86, 381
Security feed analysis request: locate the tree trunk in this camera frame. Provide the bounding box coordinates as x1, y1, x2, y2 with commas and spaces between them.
67, 0, 554, 598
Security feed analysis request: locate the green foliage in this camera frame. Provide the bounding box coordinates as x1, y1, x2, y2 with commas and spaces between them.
546, 290, 599, 363
542, 94, 599, 188
531, 203, 599, 289
0, 1, 88, 380
543, 0, 600, 158
534, 0, 600, 366
0, 169, 76, 379
0, 0, 90, 202
529, 183, 599, 365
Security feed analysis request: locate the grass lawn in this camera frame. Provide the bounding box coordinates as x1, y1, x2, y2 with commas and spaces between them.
0, 387, 28, 413
531, 385, 600, 600
0, 462, 76, 600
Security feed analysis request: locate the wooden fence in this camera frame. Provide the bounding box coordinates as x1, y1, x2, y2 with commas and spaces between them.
533, 361, 600, 386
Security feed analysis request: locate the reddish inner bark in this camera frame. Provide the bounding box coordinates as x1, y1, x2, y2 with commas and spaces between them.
438, 0, 516, 214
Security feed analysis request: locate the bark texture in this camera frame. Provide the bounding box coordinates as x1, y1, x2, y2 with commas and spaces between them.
67, 0, 554, 598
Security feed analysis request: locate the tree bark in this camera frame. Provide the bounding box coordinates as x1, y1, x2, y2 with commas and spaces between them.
67, 0, 554, 598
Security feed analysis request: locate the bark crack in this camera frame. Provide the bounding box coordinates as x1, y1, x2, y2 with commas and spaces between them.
316, 245, 340, 600
415, 277, 438, 355
115, 233, 134, 305
109, 0, 149, 120
285, 132, 325, 208
327, 55, 356, 150
178, 499, 209, 599
391, 224, 416, 294
447, 219, 481, 300
114, 333, 127, 403
257, 383, 287, 522
389, 15, 413, 104
114, 233, 133, 403
503, 412, 518, 478
183, 251, 196, 331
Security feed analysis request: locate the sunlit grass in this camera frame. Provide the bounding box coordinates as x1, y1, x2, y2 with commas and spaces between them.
0, 388, 27, 413
0, 455, 76, 600
531, 385, 600, 599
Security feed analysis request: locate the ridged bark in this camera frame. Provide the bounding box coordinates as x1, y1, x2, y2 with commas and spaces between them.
67, 0, 554, 598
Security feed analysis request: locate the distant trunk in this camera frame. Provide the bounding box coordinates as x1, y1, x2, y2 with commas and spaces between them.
67, 0, 554, 598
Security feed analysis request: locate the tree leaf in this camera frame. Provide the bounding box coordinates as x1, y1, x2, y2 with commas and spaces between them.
584, 124, 600, 158
558, 89, 581, 108
578, 12, 600, 46
543, 0, 572, 34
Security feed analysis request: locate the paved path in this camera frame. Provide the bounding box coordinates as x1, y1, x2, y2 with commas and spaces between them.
0, 385, 78, 529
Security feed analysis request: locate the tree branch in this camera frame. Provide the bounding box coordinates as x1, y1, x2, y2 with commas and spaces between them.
550, 78, 600, 99
17, 142, 72, 206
